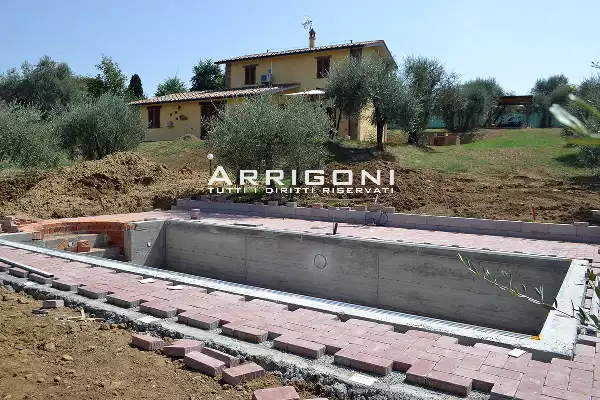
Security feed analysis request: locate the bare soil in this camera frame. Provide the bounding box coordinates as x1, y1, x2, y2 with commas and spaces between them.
0, 288, 325, 400
0, 151, 597, 224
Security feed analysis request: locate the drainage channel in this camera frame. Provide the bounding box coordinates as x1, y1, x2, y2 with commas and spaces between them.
0, 237, 530, 348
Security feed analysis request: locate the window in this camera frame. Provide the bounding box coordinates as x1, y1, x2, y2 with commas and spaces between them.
316, 56, 331, 78
199, 101, 226, 139
350, 47, 363, 58
244, 65, 257, 85
148, 106, 161, 129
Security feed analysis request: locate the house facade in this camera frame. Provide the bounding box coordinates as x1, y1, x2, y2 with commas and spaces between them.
130, 31, 393, 142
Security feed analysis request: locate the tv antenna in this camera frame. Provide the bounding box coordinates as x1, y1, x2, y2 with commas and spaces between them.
302, 15, 313, 30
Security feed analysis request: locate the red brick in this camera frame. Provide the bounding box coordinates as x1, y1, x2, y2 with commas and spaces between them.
201, 347, 239, 367
348, 352, 393, 376
406, 330, 441, 341
252, 386, 299, 400
274, 336, 325, 359
434, 356, 462, 373
579, 335, 600, 347
260, 324, 302, 340
345, 318, 378, 328
233, 326, 268, 343
575, 355, 595, 365
474, 343, 512, 354
491, 377, 520, 399
223, 362, 265, 385
481, 365, 524, 380
545, 370, 570, 389
427, 346, 467, 359
542, 386, 591, 400
131, 333, 164, 351
553, 358, 594, 372
0, 262, 9, 272
77, 285, 109, 299
459, 355, 487, 371
186, 313, 220, 330
413, 337, 437, 351
387, 348, 419, 372
406, 359, 437, 385
577, 344, 597, 358
454, 366, 498, 392
503, 352, 533, 373
163, 339, 203, 357
426, 370, 472, 396
28, 273, 53, 284
106, 292, 144, 308
9, 267, 29, 278
368, 323, 394, 335
517, 375, 544, 395
436, 335, 459, 348
183, 351, 226, 377
139, 301, 178, 318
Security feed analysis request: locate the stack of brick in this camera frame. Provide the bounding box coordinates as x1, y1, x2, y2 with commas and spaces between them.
76, 240, 91, 252
0, 216, 21, 233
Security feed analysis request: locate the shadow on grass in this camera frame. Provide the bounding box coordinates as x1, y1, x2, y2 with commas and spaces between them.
554, 153, 588, 168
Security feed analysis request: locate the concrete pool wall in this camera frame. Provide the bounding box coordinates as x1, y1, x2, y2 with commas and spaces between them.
127, 219, 577, 336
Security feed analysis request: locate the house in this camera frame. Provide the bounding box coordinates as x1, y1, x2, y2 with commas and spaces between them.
130, 31, 393, 142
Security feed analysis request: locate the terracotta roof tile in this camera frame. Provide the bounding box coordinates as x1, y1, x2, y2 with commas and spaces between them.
129, 84, 300, 106
215, 40, 388, 64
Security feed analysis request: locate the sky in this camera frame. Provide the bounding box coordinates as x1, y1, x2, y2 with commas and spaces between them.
1, 0, 598, 97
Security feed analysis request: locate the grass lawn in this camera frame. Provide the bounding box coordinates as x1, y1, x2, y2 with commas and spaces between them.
385, 128, 589, 178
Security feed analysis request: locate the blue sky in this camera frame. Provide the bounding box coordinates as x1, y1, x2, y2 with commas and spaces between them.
1, 0, 598, 96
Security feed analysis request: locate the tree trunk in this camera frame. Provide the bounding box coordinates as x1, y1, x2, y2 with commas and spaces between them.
376, 120, 385, 150
407, 131, 419, 144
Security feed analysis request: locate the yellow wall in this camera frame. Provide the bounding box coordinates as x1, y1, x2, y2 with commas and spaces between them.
228, 45, 386, 91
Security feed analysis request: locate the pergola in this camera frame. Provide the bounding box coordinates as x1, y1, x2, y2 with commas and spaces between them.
489, 95, 533, 127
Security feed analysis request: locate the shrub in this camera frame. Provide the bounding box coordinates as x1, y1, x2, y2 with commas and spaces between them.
207, 95, 330, 181
55, 94, 146, 160
0, 101, 65, 168
436, 77, 502, 134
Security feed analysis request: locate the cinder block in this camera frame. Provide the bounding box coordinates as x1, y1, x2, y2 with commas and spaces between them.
277, 206, 295, 216
222, 362, 265, 385
493, 220, 522, 232
328, 209, 347, 220
294, 207, 312, 218
247, 204, 267, 215
578, 226, 600, 238
388, 213, 427, 225
548, 224, 577, 236
310, 208, 330, 220
522, 222, 550, 234
131, 333, 164, 350
346, 210, 366, 223
425, 216, 451, 226
469, 219, 496, 230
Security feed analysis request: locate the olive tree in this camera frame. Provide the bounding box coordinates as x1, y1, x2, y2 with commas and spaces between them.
531, 74, 570, 128
436, 76, 503, 134
397, 56, 445, 144
206, 95, 330, 182
54, 94, 146, 160
0, 101, 65, 168
325, 54, 403, 149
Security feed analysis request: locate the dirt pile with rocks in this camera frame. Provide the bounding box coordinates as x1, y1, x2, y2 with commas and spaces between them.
0, 153, 208, 219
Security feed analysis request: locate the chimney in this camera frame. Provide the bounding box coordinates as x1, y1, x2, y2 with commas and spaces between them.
309, 28, 316, 49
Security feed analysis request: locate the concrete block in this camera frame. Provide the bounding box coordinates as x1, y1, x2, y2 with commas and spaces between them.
310, 208, 330, 220
353, 205, 367, 211
346, 210, 366, 223
277, 206, 295, 216
388, 213, 427, 225
522, 222, 550, 234
577, 226, 600, 238
286, 202, 297, 207
425, 215, 451, 226
246, 204, 267, 215
328, 209, 347, 220
268, 201, 279, 207
548, 224, 577, 236
294, 207, 312, 218
493, 220, 522, 232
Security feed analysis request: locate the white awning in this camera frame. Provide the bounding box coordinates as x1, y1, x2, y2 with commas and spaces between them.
284, 90, 326, 96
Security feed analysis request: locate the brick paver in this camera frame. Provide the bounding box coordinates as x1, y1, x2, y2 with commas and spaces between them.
222, 362, 265, 385
252, 386, 300, 400
163, 339, 203, 357
2, 207, 600, 399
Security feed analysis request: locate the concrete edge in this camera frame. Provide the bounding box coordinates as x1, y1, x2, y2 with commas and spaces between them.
0, 236, 576, 361
174, 200, 600, 244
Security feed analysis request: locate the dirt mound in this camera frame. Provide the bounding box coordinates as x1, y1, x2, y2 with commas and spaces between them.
0, 153, 208, 219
